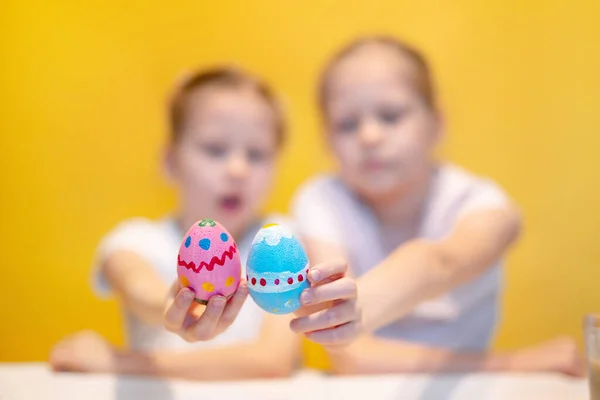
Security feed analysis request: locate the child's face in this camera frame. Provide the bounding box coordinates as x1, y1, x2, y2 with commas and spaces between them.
324, 44, 441, 201
168, 87, 278, 236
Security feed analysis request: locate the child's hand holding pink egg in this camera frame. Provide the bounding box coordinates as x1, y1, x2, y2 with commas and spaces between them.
164, 219, 249, 342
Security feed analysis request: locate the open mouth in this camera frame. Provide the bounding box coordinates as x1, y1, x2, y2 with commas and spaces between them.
363, 159, 388, 171
219, 195, 243, 213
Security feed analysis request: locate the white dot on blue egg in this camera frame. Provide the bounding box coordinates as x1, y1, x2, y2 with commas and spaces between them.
199, 238, 211, 250
184, 236, 191, 248
220, 232, 228, 242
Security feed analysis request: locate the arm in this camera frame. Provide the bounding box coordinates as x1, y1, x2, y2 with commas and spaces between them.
117, 314, 300, 380
50, 314, 301, 381
356, 206, 522, 332
302, 205, 522, 333
101, 250, 169, 325
328, 335, 584, 377
329, 336, 508, 375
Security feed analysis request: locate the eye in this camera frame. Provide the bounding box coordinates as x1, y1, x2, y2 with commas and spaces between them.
201, 143, 228, 158
334, 116, 360, 134
247, 148, 269, 163
220, 232, 228, 242
378, 106, 408, 126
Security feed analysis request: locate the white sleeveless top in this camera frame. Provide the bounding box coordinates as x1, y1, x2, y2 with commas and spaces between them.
92, 214, 292, 351
291, 164, 510, 351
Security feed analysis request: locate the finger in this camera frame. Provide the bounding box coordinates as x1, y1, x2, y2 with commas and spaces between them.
300, 277, 356, 306
186, 295, 227, 341
49, 348, 75, 372
574, 356, 587, 378
290, 299, 356, 333
169, 279, 182, 297
164, 280, 183, 311
164, 287, 196, 332
308, 259, 348, 285
306, 320, 360, 345
216, 281, 249, 334
49, 346, 63, 367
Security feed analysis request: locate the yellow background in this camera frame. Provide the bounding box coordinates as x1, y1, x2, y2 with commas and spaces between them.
1, 0, 599, 366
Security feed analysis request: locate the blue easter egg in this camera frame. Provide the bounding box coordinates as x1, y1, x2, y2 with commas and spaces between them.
246, 224, 310, 314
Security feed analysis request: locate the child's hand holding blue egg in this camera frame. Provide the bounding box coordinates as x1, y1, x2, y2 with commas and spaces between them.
247, 223, 361, 346
289, 259, 360, 346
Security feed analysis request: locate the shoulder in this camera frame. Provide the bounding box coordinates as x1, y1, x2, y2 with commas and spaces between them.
96, 216, 178, 261
421, 164, 517, 237
291, 174, 360, 221
101, 217, 172, 245
436, 164, 506, 195
291, 174, 349, 208
432, 164, 511, 216
290, 175, 361, 245
92, 216, 177, 297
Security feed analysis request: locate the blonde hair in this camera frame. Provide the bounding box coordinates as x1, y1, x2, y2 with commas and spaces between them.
169, 66, 285, 146
319, 36, 437, 113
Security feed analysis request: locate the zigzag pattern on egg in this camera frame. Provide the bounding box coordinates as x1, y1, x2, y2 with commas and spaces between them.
177, 243, 238, 272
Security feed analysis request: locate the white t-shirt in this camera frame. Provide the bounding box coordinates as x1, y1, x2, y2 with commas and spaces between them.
291, 164, 510, 351
92, 214, 292, 351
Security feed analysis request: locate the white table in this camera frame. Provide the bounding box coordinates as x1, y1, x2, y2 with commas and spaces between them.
0, 363, 589, 400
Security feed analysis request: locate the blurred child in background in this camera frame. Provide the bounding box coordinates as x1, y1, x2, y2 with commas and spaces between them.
50, 67, 359, 380
290, 36, 584, 376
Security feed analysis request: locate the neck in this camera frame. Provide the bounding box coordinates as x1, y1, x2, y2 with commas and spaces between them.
368, 166, 435, 228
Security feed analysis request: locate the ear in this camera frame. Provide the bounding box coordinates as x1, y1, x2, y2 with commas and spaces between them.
431, 108, 446, 145
162, 143, 178, 184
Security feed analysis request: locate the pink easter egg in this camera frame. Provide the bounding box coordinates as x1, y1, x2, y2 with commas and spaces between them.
177, 219, 241, 304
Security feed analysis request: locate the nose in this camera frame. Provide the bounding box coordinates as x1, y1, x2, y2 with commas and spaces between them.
358, 118, 383, 148
226, 151, 249, 180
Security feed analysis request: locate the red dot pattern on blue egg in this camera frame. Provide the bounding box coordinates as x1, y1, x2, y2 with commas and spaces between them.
248, 275, 306, 286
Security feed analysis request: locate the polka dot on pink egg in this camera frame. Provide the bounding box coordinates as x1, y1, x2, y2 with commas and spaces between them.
202, 281, 215, 292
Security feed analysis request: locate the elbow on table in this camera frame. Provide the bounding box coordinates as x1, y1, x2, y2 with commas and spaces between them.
328, 349, 365, 376
251, 351, 296, 379
262, 359, 295, 379
328, 342, 432, 376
